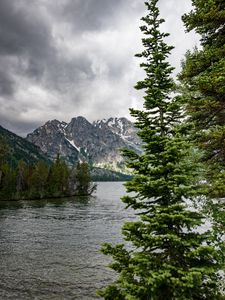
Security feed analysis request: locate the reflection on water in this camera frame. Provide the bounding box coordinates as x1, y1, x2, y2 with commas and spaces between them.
0, 195, 91, 209
0, 182, 134, 300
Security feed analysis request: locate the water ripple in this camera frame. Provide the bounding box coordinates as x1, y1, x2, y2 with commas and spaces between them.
0, 182, 129, 299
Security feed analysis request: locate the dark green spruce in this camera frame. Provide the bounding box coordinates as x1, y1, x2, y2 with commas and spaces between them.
179, 0, 225, 267
98, 0, 224, 299
0, 145, 96, 200
179, 0, 225, 198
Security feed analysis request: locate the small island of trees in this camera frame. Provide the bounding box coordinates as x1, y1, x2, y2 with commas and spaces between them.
0, 139, 96, 200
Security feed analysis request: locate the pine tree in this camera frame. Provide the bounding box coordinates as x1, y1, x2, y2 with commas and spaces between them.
98, 1, 224, 299
179, 0, 225, 197
0, 163, 16, 200
179, 0, 225, 280
47, 155, 69, 196
0, 136, 9, 187
29, 160, 49, 199
16, 160, 29, 196
74, 162, 96, 195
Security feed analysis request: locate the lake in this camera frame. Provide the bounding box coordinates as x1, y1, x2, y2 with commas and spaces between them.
0, 182, 134, 300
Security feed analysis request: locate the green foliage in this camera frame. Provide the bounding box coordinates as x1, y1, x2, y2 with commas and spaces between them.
47, 155, 70, 196
0, 126, 96, 199
16, 160, 30, 194
179, 1, 225, 287
179, 0, 225, 197
90, 167, 132, 182
0, 125, 51, 167
0, 164, 16, 200
74, 162, 97, 195
0, 136, 10, 195
182, 0, 225, 47
0, 135, 10, 167
98, 0, 224, 299
0, 154, 95, 200
29, 160, 49, 198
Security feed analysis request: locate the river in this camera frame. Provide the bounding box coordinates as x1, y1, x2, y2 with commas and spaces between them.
0, 182, 134, 300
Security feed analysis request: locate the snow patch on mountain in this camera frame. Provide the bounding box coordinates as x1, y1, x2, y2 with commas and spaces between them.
26, 116, 143, 172
65, 138, 80, 152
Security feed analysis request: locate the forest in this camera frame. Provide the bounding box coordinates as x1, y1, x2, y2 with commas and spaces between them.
98, 0, 225, 299
0, 139, 96, 200
0, 0, 224, 298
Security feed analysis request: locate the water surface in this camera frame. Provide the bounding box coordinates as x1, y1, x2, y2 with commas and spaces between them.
0, 182, 133, 300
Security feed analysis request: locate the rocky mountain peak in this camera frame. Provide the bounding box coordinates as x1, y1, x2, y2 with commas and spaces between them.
93, 117, 141, 148
68, 116, 93, 131
31, 120, 67, 137
26, 116, 143, 171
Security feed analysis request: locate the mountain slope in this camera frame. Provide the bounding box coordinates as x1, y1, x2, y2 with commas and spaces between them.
26, 117, 142, 172
0, 125, 51, 166
26, 119, 81, 164
93, 117, 142, 153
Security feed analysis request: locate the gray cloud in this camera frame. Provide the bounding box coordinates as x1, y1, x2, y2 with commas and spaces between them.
0, 1, 50, 54
0, 69, 14, 96
60, 0, 124, 31
0, 0, 197, 136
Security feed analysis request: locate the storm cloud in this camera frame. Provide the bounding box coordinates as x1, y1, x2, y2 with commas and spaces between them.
0, 0, 198, 136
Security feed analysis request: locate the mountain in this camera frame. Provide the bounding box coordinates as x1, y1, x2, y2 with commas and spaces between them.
26, 119, 81, 164
0, 125, 51, 166
93, 117, 141, 147
26, 117, 142, 172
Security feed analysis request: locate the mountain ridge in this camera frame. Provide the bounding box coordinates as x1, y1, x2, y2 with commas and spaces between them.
0, 125, 51, 166
26, 116, 142, 172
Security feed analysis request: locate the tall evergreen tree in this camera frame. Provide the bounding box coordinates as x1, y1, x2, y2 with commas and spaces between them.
178, 1, 225, 281
29, 160, 49, 199
0, 163, 16, 200
179, 0, 225, 197
0, 136, 9, 187
16, 160, 29, 195
74, 162, 96, 195
47, 155, 69, 196
98, 1, 224, 299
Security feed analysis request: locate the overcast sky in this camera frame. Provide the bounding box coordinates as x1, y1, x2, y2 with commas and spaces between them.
0, 0, 199, 136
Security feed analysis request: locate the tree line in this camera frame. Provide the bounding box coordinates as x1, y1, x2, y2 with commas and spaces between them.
0, 144, 96, 200
98, 0, 225, 299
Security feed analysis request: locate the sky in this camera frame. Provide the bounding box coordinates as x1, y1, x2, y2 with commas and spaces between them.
0, 0, 199, 136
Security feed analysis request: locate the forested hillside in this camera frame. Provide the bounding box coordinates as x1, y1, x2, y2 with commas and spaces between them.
0, 127, 96, 200
0, 125, 50, 167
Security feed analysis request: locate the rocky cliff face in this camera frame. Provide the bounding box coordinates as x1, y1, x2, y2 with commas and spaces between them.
93, 117, 141, 150
26, 117, 142, 171
26, 119, 80, 164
